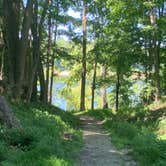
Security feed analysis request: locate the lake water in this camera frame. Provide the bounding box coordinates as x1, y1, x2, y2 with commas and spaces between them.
52, 82, 67, 110
51, 79, 144, 110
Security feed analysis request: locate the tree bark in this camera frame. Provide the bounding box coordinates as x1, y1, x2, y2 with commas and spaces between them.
101, 65, 108, 109
3, 0, 20, 86
155, 42, 161, 101
26, 0, 48, 102
150, 7, 161, 101
16, 0, 33, 99
91, 61, 97, 110
49, 25, 58, 104
31, 74, 37, 101
115, 71, 120, 111
46, 10, 52, 102
80, 0, 87, 111
3, 0, 33, 99
49, 59, 54, 104
38, 57, 47, 103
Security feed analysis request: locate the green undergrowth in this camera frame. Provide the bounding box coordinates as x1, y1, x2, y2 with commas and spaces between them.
0, 103, 83, 166
81, 105, 166, 166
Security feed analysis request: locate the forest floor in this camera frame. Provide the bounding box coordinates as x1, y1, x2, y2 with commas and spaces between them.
77, 116, 138, 166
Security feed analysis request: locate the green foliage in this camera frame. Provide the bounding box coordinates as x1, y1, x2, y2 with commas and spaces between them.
0, 103, 83, 166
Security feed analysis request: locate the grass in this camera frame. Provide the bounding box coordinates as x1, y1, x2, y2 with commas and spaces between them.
0, 103, 83, 166
80, 103, 166, 166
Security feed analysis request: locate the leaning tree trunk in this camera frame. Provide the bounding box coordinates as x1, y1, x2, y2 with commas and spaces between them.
0, 96, 20, 128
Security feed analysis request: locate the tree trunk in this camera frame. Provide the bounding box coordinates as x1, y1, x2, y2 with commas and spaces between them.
115, 71, 120, 111
91, 61, 97, 110
46, 11, 52, 102
80, 0, 87, 111
38, 57, 47, 103
31, 74, 37, 101
26, 0, 48, 102
26, 0, 38, 103
49, 25, 58, 104
15, 0, 33, 99
101, 65, 108, 109
155, 43, 161, 101
150, 7, 161, 101
49, 60, 54, 104
3, 0, 20, 87
3, 0, 33, 100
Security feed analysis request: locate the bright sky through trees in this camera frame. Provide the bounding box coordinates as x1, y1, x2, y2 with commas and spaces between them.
68, 8, 80, 19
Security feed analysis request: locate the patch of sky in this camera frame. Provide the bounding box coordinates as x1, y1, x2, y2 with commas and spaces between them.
57, 8, 81, 41
106, 86, 114, 93
67, 8, 81, 19
23, 0, 27, 7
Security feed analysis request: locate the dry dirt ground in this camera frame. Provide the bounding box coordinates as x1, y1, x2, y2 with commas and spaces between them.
77, 116, 138, 166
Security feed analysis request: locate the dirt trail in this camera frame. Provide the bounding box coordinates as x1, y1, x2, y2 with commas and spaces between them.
77, 116, 138, 166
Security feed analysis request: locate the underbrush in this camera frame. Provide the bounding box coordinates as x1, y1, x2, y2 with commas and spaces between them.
82, 105, 166, 166
0, 103, 82, 166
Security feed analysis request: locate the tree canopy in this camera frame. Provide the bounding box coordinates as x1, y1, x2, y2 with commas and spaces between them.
0, 0, 166, 110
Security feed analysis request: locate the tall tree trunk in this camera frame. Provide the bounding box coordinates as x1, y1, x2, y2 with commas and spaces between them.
3, 0, 20, 87
164, 64, 166, 95
80, 0, 87, 111
155, 42, 161, 101
115, 71, 120, 111
49, 25, 58, 104
46, 10, 51, 102
101, 65, 108, 109
150, 7, 161, 101
3, 0, 33, 99
16, 0, 33, 99
38, 57, 47, 103
31, 74, 37, 101
26, 0, 48, 102
91, 61, 97, 110
49, 59, 54, 104
0, 30, 3, 81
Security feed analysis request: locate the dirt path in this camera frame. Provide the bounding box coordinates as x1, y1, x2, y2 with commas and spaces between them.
77, 116, 138, 166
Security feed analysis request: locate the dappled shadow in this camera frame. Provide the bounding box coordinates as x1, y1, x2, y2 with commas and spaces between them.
77, 116, 138, 166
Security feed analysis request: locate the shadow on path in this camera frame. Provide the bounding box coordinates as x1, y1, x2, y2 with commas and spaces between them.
77, 116, 138, 166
